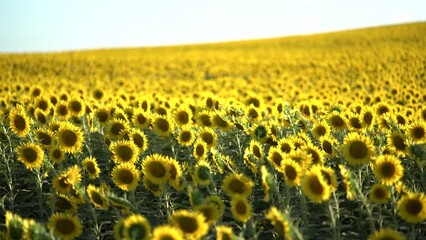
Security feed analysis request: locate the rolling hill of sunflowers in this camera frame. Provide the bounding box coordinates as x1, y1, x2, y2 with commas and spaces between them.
1, 22, 426, 240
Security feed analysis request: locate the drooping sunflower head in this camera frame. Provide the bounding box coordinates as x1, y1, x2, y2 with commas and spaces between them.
48, 213, 82, 240
211, 111, 232, 131
342, 132, 375, 166
195, 203, 220, 225
169, 210, 209, 240
48, 193, 78, 213
55, 121, 84, 154
193, 160, 213, 186
203, 195, 226, 219
141, 154, 171, 185
222, 173, 254, 198
5, 211, 26, 240
111, 163, 140, 191
143, 177, 164, 197
86, 184, 108, 209
16, 143, 44, 171
265, 207, 292, 239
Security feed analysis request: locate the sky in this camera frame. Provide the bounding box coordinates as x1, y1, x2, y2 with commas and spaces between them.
0, 0, 425, 53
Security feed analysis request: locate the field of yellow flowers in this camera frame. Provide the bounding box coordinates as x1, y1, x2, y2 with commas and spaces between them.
0, 22, 426, 240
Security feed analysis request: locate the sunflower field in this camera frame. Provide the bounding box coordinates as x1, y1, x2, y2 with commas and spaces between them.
0, 22, 426, 240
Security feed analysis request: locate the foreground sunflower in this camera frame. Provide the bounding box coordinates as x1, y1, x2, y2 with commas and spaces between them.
5, 211, 26, 240
216, 225, 235, 240
123, 214, 151, 240
341, 132, 375, 166
111, 163, 140, 191
230, 195, 253, 223
368, 227, 406, 240
169, 210, 208, 240
48, 213, 82, 240
56, 122, 84, 154
152, 225, 184, 240
301, 167, 331, 203
195, 203, 220, 225
372, 155, 404, 186
222, 173, 254, 198
397, 192, 426, 223
16, 143, 44, 171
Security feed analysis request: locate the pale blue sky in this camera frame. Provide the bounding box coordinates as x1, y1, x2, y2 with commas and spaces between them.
0, 0, 425, 52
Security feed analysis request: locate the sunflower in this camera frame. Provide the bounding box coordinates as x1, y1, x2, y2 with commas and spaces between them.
16, 143, 44, 170
122, 214, 151, 240
368, 227, 405, 240
319, 135, 337, 157
5, 211, 26, 240
48, 193, 78, 213
34, 128, 54, 149
34, 108, 48, 126
407, 120, 426, 144
216, 225, 235, 240
347, 113, 364, 131
387, 131, 409, 157
195, 110, 213, 127
339, 164, 356, 200
288, 148, 312, 170
267, 146, 284, 170
34, 95, 51, 113
143, 177, 164, 197
280, 159, 302, 187
9, 105, 32, 137
265, 207, 292, 239
304, 144, 324, 165
342, 132, 375, 166
222, 173, 254, 198
67, 97, 85, 117
317, 165, 338, 192
198, 127, 217, 148
301, 167, 330, 203
372, 155, 404, 186
193, 140, 208, 160
193, 160, 213, 186
203, 195, 226, 219
397, 191, 426, 223
128, 128, 148, 153
132, 109, 151, 129
48, 213, 82, 240
369, 183, 390, 204
177, 127, 196, 147
173, 105, 193, 127
195, 203, 220, 225
113, 218, 126, 240
169, 210, 209, 240
261, 165, 274, 202
86, 184, 108, 209
56, 122, 84, 154
152, 225, 184, 240
110, 140, 140, 164
82, 156, 101, 180
93, 106, 111, 125
248, 140, 263, 160
141, 154, 171, 184
311, 120, 331, 139
52, 165, 82, 194
243, 151, 260, 174
230, 195, 253, 223
49, 145, 65, 164
111, 163, 140, 191
375, 102, 392, 116
55, 101, 69, 120
152, 114, 175, 137
211, 111, 232, 131
360, 106, 375, 130
106, 118, 129, 140
327, 110, 347, 131
277, 138, 294, 154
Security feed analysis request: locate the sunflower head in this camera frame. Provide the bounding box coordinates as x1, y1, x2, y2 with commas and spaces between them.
368, 227, 406, 240
111, 163, 140, 191
169, 210, 209, 240
216, 225, 235, 240
230, 195, 253, 223
265, 207, 292, 238
123, 214, 151, 240
48, 213, 82, 240
9, 105, 32, 137
152, 225, 184, 240
193, 160, 212, 186
372, 154, 404, 186
342, 132, 375, 166
87, 184, 108, 209
82, 156, 101, 180
16, 143, 44, 171
397, 191, 426, 224
222, 173, 254, 198
369, 183, 390, 204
